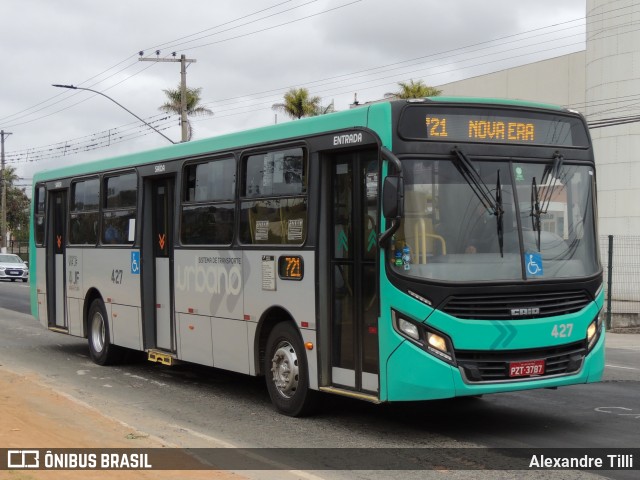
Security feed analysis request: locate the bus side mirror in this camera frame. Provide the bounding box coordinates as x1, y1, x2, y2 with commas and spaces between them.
383, 176, 403, 219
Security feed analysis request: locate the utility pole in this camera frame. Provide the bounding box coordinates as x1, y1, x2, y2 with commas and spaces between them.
1, 130, 13, 252
139, 53, 197, 142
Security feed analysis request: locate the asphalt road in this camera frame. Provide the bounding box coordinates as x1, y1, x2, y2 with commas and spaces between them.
0, 277, 31, 315
0, 282, 638, 480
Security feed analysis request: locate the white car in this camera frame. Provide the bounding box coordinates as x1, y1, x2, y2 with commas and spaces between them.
0, 254, 29, 282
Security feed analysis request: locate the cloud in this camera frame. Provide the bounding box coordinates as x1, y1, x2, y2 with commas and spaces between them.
1, 0, 585, 184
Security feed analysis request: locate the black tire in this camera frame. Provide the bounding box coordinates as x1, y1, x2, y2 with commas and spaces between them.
264, 322, 317, 416
87, 298, 124, 366
22, 278, 28, 283
10, 279, 15, 282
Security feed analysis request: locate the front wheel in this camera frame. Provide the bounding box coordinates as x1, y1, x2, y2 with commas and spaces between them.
264, 322, 317, 416
87, 299, 123, 365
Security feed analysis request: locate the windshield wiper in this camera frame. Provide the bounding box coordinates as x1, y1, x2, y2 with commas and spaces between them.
451, 147, 504, 257
496, 170, 504, 257
540, 151, 564, 214
530, 151, 565, 252
530, 176, 542, 251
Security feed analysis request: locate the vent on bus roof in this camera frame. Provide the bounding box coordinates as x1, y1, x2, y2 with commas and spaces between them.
440, 290, 591, 320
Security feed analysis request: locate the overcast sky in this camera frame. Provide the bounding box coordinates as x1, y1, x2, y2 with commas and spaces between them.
1, 0, 586, 189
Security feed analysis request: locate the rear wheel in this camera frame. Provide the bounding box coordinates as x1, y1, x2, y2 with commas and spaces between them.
87, 299, 123, 365
264, 322, 317, 416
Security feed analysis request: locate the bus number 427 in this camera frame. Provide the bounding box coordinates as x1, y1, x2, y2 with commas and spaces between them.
111, 269, 123, 285
551, 323, 573, 338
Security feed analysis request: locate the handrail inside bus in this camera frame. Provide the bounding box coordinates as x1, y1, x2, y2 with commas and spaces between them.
378, 147, 404, 247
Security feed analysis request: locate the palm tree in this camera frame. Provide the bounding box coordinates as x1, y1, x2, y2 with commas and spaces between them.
1, 164, 19, 186
159, 85, 213, 141
317, 100, 335, 115
272, 88, 329, 120
394, 79, 442, 99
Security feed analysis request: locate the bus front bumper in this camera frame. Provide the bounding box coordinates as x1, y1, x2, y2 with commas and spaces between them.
385, 329, 605, 402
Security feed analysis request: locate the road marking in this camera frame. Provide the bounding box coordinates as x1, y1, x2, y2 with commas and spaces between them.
123, 371, 167, 386
595, 406, 640, 418
606, 364, 639, 371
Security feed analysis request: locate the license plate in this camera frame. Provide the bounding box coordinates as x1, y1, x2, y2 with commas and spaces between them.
509, 359, 545, 378
7, 270, 20, 275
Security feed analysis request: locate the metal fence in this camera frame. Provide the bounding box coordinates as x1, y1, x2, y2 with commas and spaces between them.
600, 235, 640, 329
5, 237, 638, 328
6, 241, 29, 263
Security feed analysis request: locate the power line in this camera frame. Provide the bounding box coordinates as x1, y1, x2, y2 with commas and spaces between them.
0, 0, 586, 128
145, 0, 320, 54
6, 113, 173, 157
6, 2, 640, 162
588, 114, 640, 129
0, 0, 311, 126
0, 33, 620, 163
3, 1, 629, 130
5, 116, 178, 164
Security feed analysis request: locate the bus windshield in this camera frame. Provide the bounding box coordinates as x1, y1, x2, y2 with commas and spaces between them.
389, 158, 599, 282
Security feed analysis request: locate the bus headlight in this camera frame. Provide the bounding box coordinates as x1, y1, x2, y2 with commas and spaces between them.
392, 310, 455, 365
586, 322, 597, 342
587, 310, 603, 351
398, 317, 420, 341
427, 332, 447, 352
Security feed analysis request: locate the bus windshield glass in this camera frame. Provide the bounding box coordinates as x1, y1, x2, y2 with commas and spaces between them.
390, 158, 599, 282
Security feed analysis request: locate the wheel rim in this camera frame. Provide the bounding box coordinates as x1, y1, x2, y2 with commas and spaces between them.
90, 310, 106, 354
270, 340, 299, 399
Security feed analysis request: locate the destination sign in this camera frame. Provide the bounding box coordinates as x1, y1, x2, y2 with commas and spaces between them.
399, 106, 589, 147
278, 255, 304, 280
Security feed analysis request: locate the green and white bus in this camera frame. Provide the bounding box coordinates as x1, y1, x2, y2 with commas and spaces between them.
30, 97, 604, 416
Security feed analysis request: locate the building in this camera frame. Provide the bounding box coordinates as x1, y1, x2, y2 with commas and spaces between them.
434, 0, 640, 326
439, 0, 640, 238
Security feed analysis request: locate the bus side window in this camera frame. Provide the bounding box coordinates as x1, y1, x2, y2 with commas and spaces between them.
240, 147, 308, 246
70, 178, 100, 245
102, 172, 137, 245
34, 185, 46, 245
181, 157, 235, 246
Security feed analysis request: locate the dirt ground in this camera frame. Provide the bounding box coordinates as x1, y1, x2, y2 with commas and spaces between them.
0, 368, 244, 480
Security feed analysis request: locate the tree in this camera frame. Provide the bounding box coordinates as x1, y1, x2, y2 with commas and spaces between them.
1, 165, 29, 240
272, 88, 333, 120
158, 85, 213, 141
316, 100, 335, 116
394, 79, 442, 99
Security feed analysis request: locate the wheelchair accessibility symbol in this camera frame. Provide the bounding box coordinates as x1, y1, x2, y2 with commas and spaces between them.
525, 253, 543, 277
131, 251, 140, 275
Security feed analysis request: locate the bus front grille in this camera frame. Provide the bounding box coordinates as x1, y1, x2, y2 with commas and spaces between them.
455, 341, 586, 383
441, 290, 591, 320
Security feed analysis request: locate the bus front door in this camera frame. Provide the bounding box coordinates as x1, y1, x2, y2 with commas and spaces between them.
47, 190, 67, 330
329, 150, 380, 396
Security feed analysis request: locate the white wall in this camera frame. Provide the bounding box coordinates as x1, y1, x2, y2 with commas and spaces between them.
439, 52, 586, 108
586, 0, 640, 236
